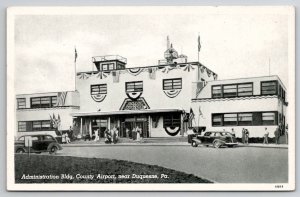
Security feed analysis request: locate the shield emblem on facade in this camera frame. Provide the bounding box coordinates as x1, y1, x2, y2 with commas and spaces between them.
91, 84, 107, 102
126, 81, 143, 100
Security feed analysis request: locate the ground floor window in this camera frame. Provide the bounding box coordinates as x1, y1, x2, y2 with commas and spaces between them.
163, 114, 181, 127
212, 111, 278, 127
18, 120, 53, 132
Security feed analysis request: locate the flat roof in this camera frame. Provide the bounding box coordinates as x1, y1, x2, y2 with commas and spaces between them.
71, 109, 183, 117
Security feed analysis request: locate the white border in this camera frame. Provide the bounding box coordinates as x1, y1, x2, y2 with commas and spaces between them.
6, 6, 296, 191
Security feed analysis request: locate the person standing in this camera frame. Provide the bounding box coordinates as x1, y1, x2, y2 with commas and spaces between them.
94, 129, 99, 141
285, 124, 288, 144
263, 128, 269, 144
274, 126, 280, 144
242, 128, 246, 144
245, 129, 249, 145
231, 128, 236, 138
136, 126, 141, 142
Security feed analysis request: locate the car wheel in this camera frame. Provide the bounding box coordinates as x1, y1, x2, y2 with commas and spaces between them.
213, 141, 222, 148
191, 141, 198, 147
16, 149, 25, 154
49, 146, 58, 154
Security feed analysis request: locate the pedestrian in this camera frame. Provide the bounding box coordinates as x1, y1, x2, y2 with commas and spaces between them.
231, 128, 236, 138
187, 127, 195, 143
94, 129, 99, 141
61, 132, 66, 144
285, 124, 288, 144
242, 128, 246, 144
245, 129, 249, 145
274, 126, 280, 144
263, 128, 269, 144
136, 126, 141, 142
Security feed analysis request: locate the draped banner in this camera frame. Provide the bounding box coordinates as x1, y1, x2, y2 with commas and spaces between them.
96, 71, 110, 79
127, 67, 144, 76
78, 73, 91, 80
183, 64, 195, 72
56, 92, 67, 106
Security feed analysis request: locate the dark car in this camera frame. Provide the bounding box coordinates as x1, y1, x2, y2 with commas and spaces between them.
190, 131, 238, 148
15, 134, 62, 154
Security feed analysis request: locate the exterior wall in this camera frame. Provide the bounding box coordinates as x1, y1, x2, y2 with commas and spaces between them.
195, 75, 286, 99
15, 91, 80, 138
76, 63, 216, 113
191, 96, 285, 138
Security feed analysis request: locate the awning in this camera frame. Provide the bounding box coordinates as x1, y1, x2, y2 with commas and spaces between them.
71, 109, 184, 117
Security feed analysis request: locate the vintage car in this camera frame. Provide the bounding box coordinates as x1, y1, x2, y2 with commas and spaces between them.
190, 131, 238, 148
15, 134, 63, 154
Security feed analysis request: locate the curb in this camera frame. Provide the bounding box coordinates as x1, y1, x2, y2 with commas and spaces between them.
61, 143, 288, 148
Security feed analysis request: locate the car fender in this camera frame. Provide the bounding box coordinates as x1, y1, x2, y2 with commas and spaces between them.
15, 147, 26, 153
47, 142, 62, 151
212, 139, 225, 145
192, 138, 202, 144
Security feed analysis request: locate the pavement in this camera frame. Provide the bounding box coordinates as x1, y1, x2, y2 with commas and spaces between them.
58, 146, 288, 183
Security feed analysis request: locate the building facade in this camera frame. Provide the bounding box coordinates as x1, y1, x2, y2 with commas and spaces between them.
15, 44, 287, 140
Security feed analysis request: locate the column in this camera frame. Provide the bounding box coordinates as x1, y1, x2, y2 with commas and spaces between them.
80, 117, 83, 136
180, 113, 184, 136
108, 117, 111, 130
148, 115, 151, 138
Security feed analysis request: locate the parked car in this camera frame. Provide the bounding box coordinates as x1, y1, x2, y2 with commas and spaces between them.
190, 131, 238, 148
15, 134, 62, 154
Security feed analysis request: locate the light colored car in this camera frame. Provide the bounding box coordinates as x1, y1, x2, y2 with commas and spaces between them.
15, 134, 62, 154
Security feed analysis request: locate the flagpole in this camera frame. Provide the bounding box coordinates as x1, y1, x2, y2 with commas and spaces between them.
74, 47, 77, 91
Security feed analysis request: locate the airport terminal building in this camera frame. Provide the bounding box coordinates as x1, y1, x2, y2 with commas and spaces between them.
15, 44, 288, 140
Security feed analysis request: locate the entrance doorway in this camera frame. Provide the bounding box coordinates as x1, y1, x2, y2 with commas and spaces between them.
120, 116, 149, 138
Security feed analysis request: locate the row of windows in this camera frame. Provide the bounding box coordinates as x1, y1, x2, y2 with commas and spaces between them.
18, 120, 53, 132
212, 111, 279, 127
101, 62, 125, 71
17, 96, 57, 109
212, 80, 286, 99
90, 78, 183, 95
212, 83, 253, 98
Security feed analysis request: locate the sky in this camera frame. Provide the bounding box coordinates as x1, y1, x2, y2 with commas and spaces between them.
14, 8, 290, 94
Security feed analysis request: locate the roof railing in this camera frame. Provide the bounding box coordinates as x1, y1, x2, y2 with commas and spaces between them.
92, 55, 127, 63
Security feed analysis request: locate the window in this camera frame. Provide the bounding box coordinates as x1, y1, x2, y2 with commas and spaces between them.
30, 96, 57, 108
101, 63, 115, 71
262, 112, 276, 125
163, 114, 181, 127
18, 120, 53, 132
261, 81, 278, 95
102, 64, 108, 71
212, 114, 222, 126
238, 113, 253, 126
163, 78, 182, 90
212, 111, 277, 127
223, 84, 237, 97
212, 85, 222, 98
223, 113, 238, 126
91, 84, 107, 95
18, 122, 26, 132
17, 98, 26, 109
238, 83, 253, 96
126, 81, 143, 92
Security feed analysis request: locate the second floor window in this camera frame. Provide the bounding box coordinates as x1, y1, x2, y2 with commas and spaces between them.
17, 98, 26, 109
261, 81, 278, 95
91, 84, 107, 95
212, 83, 253, 98
30, 96, 57, 108
126, 81, 143, 92
163, 78, 182, 90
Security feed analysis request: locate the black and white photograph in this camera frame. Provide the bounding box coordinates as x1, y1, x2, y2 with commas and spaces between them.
6, 6, 295, 191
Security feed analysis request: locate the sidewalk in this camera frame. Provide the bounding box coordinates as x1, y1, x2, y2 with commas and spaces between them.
61, 139, 288, 149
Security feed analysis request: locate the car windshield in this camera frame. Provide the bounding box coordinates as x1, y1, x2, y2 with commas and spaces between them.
43, 135, 55, 141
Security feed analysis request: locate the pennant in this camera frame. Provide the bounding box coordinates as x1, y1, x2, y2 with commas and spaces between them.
112, 71, 120, 83
56, 92, 67, 106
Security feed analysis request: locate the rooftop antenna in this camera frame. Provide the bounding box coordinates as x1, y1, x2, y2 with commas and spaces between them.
167, 35, 170, 49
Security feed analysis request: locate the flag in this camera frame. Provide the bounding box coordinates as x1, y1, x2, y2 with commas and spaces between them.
189, 108, 195, 121
199, 106, 203, 117
75, 48, 78, 63
56, 92, 68, 106
198, 35, 201, 52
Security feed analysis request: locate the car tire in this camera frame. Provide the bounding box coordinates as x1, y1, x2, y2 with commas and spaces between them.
16, 149, 25, 154
49, 146, 58, 154
191, 141, 198, 147
213, 141, 222, 148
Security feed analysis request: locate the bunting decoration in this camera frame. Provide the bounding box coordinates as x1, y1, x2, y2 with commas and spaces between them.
148, 67, 157, 79
163, 89, 181, 98
127, 68, 144, 76
50, 113, 61, 135
78, 73, 91, 80
213, 73, 218, 80
91, 94, 106, 102
112, 71, 120, 83
56, 92, 67, 106
164, 126, 181, 136
183, 64, 195, 72
160, 66, 175, 74
206, 69, 212, 77
95, 71, 110, 79
200, 66, 205, 73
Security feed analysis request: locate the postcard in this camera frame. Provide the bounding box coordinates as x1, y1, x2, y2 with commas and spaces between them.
6, 6, 295, 191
